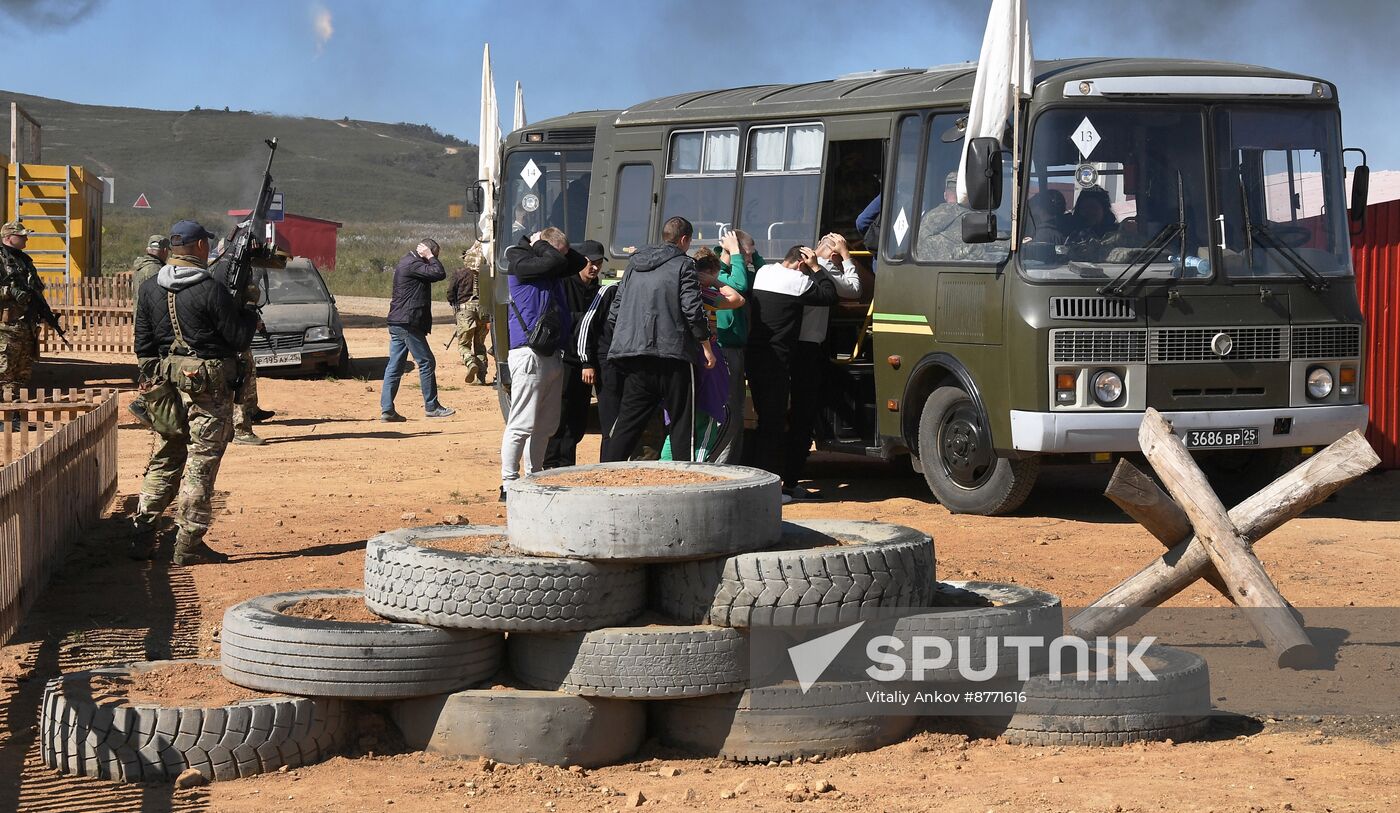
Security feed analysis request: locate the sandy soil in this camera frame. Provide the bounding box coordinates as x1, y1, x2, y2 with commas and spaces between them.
1, 300, 1397, 812
89, 662, 271, 708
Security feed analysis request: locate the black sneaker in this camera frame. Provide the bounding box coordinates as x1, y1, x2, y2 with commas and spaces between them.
127, 518, 157, 560
498, 485, 507, 503
250, 408, 276, 423
380, 411, 408, 423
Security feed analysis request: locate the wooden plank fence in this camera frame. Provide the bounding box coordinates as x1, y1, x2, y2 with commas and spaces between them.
39, 273, 136, 355
0, 388, 119, 644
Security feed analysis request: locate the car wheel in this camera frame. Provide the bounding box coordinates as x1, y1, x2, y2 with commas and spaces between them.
334, 339, 353, 376
916, 386, 1038, 516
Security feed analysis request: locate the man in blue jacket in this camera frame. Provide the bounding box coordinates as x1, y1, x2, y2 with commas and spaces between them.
500, 227, 584, 499
380, 239, 455, 421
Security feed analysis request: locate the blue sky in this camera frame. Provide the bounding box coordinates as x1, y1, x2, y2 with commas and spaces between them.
1, 0, 1397, 167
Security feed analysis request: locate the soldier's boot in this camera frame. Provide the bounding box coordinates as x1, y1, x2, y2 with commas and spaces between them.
249, 408, 276, 423
128, 515, 159, 560
232, 429, 266, 446
173, 531, 229, 566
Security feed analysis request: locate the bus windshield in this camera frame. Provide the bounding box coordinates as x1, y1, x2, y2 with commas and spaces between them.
1213, 106, 1352, 280
1020, 106, 1210, 283
498, 148, 593, 265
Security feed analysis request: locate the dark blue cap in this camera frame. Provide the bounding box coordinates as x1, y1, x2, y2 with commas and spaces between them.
169, 219, 217, 246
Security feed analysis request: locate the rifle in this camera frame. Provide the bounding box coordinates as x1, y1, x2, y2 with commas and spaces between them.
28, 288, 71, 348
221, 138, 279, 299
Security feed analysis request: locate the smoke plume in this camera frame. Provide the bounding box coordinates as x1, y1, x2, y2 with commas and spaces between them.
312, 3, 334, 56
0, 0, 103, 29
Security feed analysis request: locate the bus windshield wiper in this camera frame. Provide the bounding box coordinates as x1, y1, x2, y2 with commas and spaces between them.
1238, 172, 1328, 291
1099, 173, 1187, 297
1251, 222, 1330, 291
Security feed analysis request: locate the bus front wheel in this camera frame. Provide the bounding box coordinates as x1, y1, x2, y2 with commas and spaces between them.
916, 386, 1039, 516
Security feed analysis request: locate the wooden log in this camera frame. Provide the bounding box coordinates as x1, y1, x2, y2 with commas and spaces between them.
1104, 459, 1234, 600
1100, 410, 1321, 666
1072, 430, 1379, 639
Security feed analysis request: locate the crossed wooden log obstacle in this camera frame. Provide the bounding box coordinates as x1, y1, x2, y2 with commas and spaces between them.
1070, 409, 1381, 669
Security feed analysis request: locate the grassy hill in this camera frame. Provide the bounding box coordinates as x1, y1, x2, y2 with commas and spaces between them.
2, 90, 478, 223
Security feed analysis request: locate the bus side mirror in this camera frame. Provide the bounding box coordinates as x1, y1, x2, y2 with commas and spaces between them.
965, 137, 1004, 211
1345, 148, 1368, 234
962, 212, 998, 244
465, 184, 484, 215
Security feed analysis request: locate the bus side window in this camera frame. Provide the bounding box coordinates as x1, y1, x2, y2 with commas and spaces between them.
611, 164, 653, 256
739, 123, 825, 259
885, 115, 921, 263
913, 113, 1010, 265
661, 127, 739, 245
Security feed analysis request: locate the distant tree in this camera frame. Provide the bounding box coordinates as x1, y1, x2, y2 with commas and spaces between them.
223, 106, 230, 112
193, 105, 201, 111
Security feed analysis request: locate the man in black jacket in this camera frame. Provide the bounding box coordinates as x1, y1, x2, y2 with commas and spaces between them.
130, 219, 258, 565
380, 239, 454, 421
746, 245, 839, 494
543, 240, 604, 468
602, 216, 715, 462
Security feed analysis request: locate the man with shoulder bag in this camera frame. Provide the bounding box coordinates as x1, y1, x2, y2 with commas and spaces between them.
129, 219, 257, 565
498, 227, 583, 500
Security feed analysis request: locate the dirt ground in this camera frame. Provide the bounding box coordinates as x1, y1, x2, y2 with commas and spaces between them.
1, 300, 1397, 812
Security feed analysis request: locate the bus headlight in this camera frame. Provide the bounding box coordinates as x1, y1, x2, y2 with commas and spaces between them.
1092, 370, 1124, 406
1306, 366, 1334, 400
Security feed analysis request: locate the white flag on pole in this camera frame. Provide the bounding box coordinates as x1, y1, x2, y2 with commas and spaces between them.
956, 0, 1034, 206
513, 81, 527, 131
479, 43, 502, 243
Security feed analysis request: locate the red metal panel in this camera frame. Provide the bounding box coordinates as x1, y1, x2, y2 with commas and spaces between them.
1352, 199, 1400, 469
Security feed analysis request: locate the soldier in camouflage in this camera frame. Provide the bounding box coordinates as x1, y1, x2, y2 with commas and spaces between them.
448, 240, 491, 385
0, 221, 42, 402
132, 235, 170, 289
914, 172, 997, 264
130, 219, 256, 565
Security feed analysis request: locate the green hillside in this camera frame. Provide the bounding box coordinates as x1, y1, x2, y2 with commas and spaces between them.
1, 90, 479, 224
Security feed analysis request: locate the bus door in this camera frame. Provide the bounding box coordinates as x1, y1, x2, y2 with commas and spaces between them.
815, 133, 887, 450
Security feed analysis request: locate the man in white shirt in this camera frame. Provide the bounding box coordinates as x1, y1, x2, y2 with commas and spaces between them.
785, 232, 862, 499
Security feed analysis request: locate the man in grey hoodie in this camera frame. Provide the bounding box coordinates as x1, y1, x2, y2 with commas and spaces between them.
602, 216, 715, 462
130, 219, 257, 565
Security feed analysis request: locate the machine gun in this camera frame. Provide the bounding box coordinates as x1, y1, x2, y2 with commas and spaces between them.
220, 138, 279, 299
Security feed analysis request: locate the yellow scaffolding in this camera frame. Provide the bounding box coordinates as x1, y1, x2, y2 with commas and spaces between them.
4, 161, 105, 285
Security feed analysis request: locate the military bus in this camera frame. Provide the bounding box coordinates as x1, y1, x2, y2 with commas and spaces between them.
470, 57, 1371, 515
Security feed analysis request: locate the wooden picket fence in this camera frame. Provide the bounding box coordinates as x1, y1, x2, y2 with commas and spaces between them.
39, 273, 136, 355
0, 388, 119, 644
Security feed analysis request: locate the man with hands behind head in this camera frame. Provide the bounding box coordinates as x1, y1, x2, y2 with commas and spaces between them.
381, 238, 454, 422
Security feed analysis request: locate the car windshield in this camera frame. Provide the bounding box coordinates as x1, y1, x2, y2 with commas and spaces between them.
1020, 107, 1211, 283
1213, 106, 1352, 279
498, 148, 593, 265
260, 263, 329, 305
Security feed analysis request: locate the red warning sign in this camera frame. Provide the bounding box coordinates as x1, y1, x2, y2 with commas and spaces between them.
132, 193, 151, 209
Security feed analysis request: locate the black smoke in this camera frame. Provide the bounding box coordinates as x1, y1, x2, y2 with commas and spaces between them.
0, 0, 104, 29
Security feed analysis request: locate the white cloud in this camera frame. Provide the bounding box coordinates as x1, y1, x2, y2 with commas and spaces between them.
312, 3, 333, 56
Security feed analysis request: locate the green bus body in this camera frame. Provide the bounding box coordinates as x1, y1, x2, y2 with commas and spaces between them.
484, 58, 1367, 514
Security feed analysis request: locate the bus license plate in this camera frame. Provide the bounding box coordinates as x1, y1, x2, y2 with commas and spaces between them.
253, 351, 302, 368
1185, 427, 1259, 449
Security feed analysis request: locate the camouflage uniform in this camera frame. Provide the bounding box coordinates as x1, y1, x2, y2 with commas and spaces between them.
453, 241, 491, 384
914, 202, 995, 263
0, 234, 42, 401
232, 348, 260, 435
136, 360, 236, 545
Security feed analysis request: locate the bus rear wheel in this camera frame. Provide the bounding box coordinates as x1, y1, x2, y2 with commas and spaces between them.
917, 386, 1039, 516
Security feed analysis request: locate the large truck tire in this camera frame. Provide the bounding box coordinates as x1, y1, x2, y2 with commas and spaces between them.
220, 589, 503, 699
391, 687, 644, 768
890, 581, 1064, 684
651, 520, 935, 627
40, 660, 351, 783
508, 624, 747, 698
363, 525, 645, 632
651, 682, 917, 763
959, 643, 1212, 746
505, 462, 781, 561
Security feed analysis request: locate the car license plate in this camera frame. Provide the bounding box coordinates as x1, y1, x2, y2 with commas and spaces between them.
253, 351, 302, 368
1184, 427, 1259, 449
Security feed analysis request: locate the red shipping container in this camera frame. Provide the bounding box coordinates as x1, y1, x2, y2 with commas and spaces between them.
1352, 199, 1400, 469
